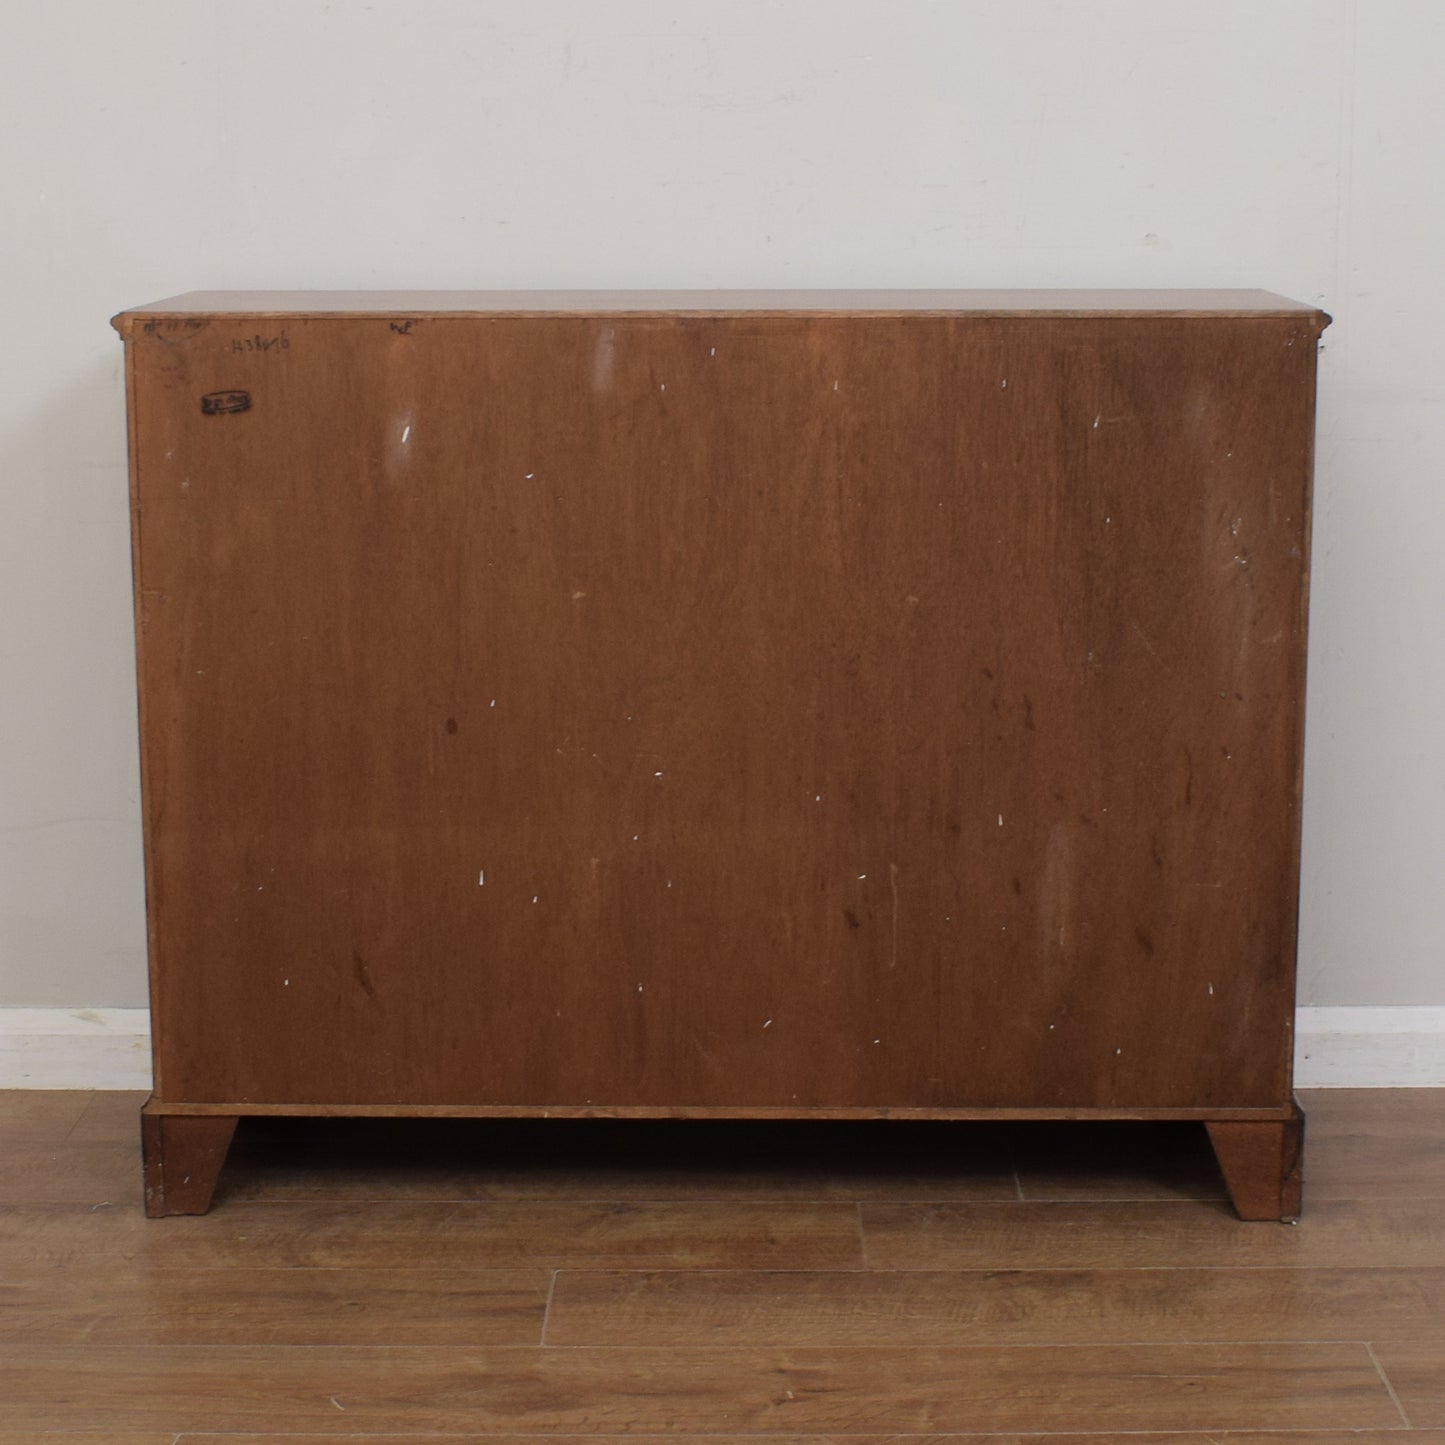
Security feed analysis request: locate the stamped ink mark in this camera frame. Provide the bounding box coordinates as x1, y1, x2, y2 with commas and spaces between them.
201, 390, 252, 416
389, 320, 415, 335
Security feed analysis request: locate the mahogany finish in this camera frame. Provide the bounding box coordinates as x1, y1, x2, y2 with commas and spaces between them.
1206, 1108, 1306, 1222
114, 291, 1328, 1218
140, 1111, 237, 1218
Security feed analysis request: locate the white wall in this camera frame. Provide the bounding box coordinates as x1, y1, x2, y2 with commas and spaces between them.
1, 0, 1439, 1008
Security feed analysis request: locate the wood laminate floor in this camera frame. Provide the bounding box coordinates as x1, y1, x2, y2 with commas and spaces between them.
1, 1088, 1443, 1440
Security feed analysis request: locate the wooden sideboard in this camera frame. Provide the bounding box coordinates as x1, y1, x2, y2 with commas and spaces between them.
114, 290, 1328, 1219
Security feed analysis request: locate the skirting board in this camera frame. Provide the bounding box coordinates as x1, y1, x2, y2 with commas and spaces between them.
1, 1006, 1443, 1090
0, 1009, 153, 1090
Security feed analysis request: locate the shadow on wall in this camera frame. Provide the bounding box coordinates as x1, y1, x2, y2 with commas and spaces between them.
0, 349, 150, 1007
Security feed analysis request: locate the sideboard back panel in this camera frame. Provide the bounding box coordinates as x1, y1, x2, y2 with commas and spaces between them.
123, 307, 1320, 1111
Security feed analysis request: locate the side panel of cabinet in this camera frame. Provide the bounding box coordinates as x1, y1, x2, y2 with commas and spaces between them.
127, 312, 1317, 1110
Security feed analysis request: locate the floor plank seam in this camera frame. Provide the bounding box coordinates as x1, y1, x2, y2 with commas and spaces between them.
539, 1267, 559, 1346
1366, 1339, 1414, 1428
99, 1431, 1445, 1443
158, 1433, 1398, 1445
4, 1338, 1404, 1351
14, 1263, 1445, 1276
152, 1435, 1438, 1443
56, 1090, 97, 1145
8, 1087, 1445, 1439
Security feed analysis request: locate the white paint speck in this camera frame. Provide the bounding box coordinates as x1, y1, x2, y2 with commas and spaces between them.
532, 895, 539, 904
857, 873, 867, 880
401, 425, 411, 445
833, 380, 839, 391
654, 771, 663, 778
283, 978, 289, 986
1115, 1047, 1123, 1055
1000, 378, 1008, 389
1092, 415, 1101, 429
873, 1038, 881, 1045
633, 834, 639, 842
490, 699, 496, 708
1208, 983, 1215, 995
763, 1018, 772, 1028
659, 382, 666, 392
637, 983, 644, 992
709, 346, 716, 356
997, 814, 1003, 827
331, 1397, 345, 1412
478, 870, 486, 886
815, 795, 822, 803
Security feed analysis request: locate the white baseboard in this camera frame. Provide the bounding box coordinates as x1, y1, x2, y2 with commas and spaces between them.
1294, 1006, 1445, 1087
0, 1009, 152, 1089
0, 1006, 1442, 1091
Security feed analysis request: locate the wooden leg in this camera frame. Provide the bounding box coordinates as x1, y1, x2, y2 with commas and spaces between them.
1206, 1100, 1305, 1222
141, 1104, 239, 1217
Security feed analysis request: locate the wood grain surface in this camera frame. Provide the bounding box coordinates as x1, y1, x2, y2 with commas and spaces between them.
862, 1196, 1445, 1270
0, 1266, 551, 1346
53, 1436, 1445, 1445
0, 1199, 865, 1271
1207, 1105, 1305, 1219
546, 1265, 1445, 1346
123, 304, 1323, 1124
4, 1088, 1442, 1436
0, 1342, 1400, 1433
1371, 1342, 1445, 1427
7, 1436, 1444, 1445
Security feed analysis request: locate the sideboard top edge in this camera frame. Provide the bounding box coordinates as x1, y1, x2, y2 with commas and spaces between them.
112, 288, 1329, 333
